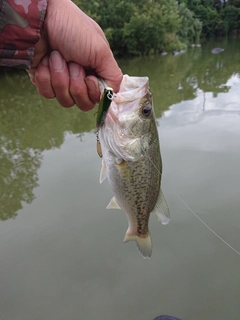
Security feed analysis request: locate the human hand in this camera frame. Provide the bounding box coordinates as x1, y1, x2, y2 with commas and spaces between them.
28, 0, 122, 111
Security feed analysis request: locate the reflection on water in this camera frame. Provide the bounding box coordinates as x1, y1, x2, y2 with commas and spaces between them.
0, 38, 240, 320
119, 37, 240, 116
164, 74, 240, 126
0, 72, 96, 220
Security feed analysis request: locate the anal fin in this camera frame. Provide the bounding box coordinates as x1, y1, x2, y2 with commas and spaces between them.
106, 197, 121, 209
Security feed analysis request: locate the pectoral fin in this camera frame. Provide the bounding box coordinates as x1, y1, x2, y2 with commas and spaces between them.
99, 160, 107, 184
152, 189, 171, 225
106, 197, 121, 209
115, 159, 131, 181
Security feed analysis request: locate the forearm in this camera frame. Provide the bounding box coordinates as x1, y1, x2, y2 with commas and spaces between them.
0, 0, 48, 69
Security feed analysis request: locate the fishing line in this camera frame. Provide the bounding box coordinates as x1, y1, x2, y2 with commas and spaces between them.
143, 126, 240, 257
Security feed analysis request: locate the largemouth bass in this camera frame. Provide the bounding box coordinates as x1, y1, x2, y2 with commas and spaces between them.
98, 75, 170, 258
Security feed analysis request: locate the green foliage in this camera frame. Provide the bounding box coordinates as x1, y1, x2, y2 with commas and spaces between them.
123, 1, 183, 55
185, 0, 240, 36
177, 3, 202, 44
74, 0, 240, 56
219, 5, 240, 34
227, 0, 240, 7
75, 0, 202, 57
194, 5, 218, 36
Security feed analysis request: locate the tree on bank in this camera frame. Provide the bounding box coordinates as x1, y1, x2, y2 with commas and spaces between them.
73, 0, 240, 57
74, 0, 202, 57
180, 0, 240, 36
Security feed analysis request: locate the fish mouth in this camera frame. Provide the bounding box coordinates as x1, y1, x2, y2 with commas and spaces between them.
104, 75, 150, 123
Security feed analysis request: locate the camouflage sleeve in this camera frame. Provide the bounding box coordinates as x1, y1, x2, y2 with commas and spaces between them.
0, 0, 48, 69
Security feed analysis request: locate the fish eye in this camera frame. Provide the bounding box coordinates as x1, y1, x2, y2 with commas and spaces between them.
142, 104, 152, 117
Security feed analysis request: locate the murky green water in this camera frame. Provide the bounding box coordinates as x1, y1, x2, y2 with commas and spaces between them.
0, 38, 240, 320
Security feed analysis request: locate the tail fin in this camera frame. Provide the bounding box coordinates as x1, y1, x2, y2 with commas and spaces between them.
123, 231, 152, 259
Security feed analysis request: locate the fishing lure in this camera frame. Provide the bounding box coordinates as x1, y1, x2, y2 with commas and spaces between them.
96, 83, 114, 158
96, 87, 114, 128
96, 131, 102, 158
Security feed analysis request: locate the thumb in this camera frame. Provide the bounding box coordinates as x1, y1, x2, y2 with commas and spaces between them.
94, 49, 123, 93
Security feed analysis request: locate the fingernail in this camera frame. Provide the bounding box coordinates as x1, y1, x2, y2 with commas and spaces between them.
41, 56, 48, 66
69, 63, 80, 77
51, 51, 64, 70
85, 78, 97, 92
